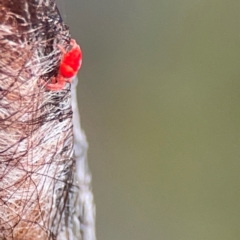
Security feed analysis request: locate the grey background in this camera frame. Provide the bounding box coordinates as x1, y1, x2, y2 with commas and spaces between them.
58, 0, 240, 239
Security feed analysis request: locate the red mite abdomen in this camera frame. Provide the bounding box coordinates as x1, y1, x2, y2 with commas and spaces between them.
60, 48, 82, 78
60, 63, 75, 78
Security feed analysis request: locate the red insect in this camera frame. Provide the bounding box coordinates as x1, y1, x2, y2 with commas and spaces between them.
45, 39, 82, 91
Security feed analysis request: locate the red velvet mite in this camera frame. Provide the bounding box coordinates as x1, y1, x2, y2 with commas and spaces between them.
45, 39, 82, 91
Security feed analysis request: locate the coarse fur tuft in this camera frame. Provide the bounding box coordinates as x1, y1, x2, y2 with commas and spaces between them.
0, 0, 84, 239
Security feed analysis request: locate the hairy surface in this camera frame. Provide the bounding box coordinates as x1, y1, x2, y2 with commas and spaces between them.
0, 0, 87, 239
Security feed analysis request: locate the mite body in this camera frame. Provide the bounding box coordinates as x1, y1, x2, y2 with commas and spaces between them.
45, 39, 82, 91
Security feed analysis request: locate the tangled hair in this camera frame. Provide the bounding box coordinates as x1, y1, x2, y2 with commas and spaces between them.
0, 0, 95, 239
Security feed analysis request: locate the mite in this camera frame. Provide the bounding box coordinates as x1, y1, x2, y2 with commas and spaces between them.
45, 39, 82, 91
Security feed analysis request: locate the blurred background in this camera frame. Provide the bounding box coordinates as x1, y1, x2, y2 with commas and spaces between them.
59, 1, 240, 239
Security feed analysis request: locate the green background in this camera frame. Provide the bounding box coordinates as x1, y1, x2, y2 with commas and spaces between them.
61, 1, 240, 239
